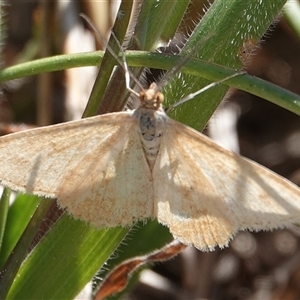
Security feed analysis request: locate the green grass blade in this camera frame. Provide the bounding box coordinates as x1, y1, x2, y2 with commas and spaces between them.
164, 0, 288, 130
134, 0, 189, 49
0, 194, 40, 268
6, 215, 128, 299
0, 188, 10, 253
0, 199, 52, 299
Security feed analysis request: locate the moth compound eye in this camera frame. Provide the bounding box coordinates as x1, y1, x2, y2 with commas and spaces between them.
139, 91, 146, 100
157, 93, 164, 104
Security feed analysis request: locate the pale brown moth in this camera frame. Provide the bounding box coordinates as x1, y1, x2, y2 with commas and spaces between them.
0, 73, 299, 250
0, 23, 299, 250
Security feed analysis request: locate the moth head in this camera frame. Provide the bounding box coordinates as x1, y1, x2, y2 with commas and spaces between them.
139, 83, 164, 110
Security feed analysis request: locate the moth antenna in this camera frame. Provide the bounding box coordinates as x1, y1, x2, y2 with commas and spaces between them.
110, 31, 144, 96
80, 13, 141, 98
165, 71, 246, 113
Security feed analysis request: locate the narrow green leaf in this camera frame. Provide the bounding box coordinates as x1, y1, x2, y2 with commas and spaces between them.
7, 215, 128, 299
283, 0, 300, 40
0, 188, 10, 254
0, 199, 52, 299
133, 0, 189, 49
164, 0, 288, 130
0, 194, 40, 268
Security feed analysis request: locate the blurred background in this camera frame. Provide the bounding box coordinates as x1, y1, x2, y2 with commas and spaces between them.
1, 1, 300, 299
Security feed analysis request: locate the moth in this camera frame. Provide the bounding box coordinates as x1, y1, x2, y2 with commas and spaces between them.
0, 79, 299, 251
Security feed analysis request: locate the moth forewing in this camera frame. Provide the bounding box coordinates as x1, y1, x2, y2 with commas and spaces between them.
0, 112, 155, 227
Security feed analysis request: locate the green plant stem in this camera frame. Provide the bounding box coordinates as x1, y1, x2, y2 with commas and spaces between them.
0, 52, 299, 116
